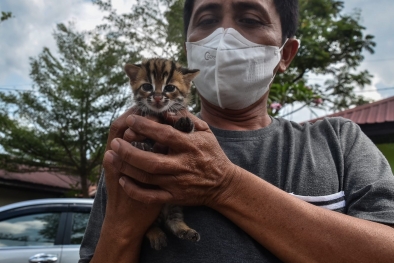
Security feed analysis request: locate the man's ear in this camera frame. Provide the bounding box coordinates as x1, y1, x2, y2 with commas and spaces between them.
278, 38, 299, 73
124, 64, 142, 82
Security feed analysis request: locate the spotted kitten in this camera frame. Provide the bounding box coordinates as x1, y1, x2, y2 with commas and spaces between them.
124, 58, 200, 250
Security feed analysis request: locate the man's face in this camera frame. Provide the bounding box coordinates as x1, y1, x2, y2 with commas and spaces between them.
187, 0, 283, 47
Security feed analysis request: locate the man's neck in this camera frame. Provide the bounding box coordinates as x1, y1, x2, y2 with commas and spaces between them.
199, 95, 272, 131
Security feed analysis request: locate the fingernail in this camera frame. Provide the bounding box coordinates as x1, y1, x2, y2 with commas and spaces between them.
119, 177, 125, 188
105, 151, 114, 163
111, 139, 120, 152
127, 115, 135, 126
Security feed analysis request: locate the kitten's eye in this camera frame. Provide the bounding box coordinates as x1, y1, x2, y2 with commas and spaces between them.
141, 83, 153, 92
164, 85, 176, 92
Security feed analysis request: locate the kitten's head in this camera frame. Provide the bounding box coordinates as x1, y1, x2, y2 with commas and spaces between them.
124, 58, 200, 114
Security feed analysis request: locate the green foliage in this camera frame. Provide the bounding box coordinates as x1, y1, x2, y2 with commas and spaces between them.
95, 0, 174, 58
95, 0, 375, 117
270, 0, 376, 116
0, 11, 12, 23
0, 23, 138, 197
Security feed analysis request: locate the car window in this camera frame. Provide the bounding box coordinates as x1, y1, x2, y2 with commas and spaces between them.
70, 212, 90, 245
0, 212, 60, 247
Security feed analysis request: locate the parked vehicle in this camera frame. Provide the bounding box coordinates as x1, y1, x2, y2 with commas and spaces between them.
0, 198, 93, 263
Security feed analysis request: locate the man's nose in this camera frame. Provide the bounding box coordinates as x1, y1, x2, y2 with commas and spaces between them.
221, 16, 237, 31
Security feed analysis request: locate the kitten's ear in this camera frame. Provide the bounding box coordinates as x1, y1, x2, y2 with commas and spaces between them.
124, 64, 142, 82
181, 68, 200, 84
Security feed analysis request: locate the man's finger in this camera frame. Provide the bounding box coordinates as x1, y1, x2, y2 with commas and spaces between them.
106, 107, 140, 151
111, 138, 182, 174
152, 143, 169, 154
126, 115, 189, 149
120, 176, 173, 204
108, 148, 175, 185
102, 150, 124, 184
123, 128, 146, 143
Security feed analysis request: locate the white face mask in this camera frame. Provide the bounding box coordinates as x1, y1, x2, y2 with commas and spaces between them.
186, 28, 287, 110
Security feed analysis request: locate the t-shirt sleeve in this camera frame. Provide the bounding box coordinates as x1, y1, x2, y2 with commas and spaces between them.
79, 171, 107, 263
340, 120, 394, 225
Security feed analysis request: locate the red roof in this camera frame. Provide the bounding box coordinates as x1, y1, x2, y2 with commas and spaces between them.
0, 169, 79, 190
312, 96, 394, 124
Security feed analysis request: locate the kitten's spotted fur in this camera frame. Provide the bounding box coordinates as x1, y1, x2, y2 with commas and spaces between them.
124, 58, 200, 250
125, 58, 199, 116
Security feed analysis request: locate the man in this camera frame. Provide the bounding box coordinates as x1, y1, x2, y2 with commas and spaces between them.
79, 0, 394, 262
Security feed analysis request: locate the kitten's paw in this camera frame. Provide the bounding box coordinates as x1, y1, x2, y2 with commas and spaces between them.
177, 229, 200, 242
174, 117, 194, 133
149, 232, 168, 250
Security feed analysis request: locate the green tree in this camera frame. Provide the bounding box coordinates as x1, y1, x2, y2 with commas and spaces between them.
270, 0, 375, 116
95, 0, 375, 116
0, 23, 139, 197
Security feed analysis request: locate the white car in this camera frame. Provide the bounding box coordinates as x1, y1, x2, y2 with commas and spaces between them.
0, 198, 93, 263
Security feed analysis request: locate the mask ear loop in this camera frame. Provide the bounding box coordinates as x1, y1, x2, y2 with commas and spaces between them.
275, 37, 300, 55
270, 38, 289, 86
279, 38, 289, 52
215, 30, 227, 109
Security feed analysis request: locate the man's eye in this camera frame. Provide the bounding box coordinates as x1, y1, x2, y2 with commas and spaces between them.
141, 84, 153, 92
164, 85, 176, 92
240, 18, 264, 26
198, 18, 218, 26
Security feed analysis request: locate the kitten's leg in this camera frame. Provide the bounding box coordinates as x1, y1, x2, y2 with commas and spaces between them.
146, 224, 167, 250
173, 117, 194, 133
145, 211, 168, 250
163, 204, 200, 242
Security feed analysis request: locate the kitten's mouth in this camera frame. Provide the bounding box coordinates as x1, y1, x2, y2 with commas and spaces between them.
153, 102, 164, 108
148, 101, 168, 112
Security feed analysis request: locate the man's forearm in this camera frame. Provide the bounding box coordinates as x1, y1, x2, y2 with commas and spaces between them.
90, 216, 145, 263
213, 166, 394, 263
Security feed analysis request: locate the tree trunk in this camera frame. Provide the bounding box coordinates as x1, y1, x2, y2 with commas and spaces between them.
80, 174, 89, 198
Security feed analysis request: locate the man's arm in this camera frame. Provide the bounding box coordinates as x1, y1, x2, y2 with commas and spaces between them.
111, 113, 394, 263
211, 166, 394, 263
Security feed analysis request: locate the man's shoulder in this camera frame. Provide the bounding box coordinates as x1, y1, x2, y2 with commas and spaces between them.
275, 116, 361, 141
311, 116, 353, 126
276, 116, 355, 131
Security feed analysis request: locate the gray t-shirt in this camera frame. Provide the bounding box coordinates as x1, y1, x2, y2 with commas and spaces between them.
79, 117, 394, 263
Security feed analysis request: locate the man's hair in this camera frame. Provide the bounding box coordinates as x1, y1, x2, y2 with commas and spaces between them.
183, 0, 299, 41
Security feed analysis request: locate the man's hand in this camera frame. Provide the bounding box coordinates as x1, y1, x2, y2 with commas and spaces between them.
90, 108, 162, 263
108, 112, 239, 208
103, 107, 162, 230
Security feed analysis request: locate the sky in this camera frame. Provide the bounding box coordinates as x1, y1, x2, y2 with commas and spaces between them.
0, 0, 393, 122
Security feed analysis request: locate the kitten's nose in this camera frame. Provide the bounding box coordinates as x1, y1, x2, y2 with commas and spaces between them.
153, 94, 162, 102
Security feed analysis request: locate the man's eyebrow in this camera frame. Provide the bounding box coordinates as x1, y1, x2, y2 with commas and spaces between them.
232, 1, 270, 18
192, 3, 222, 21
